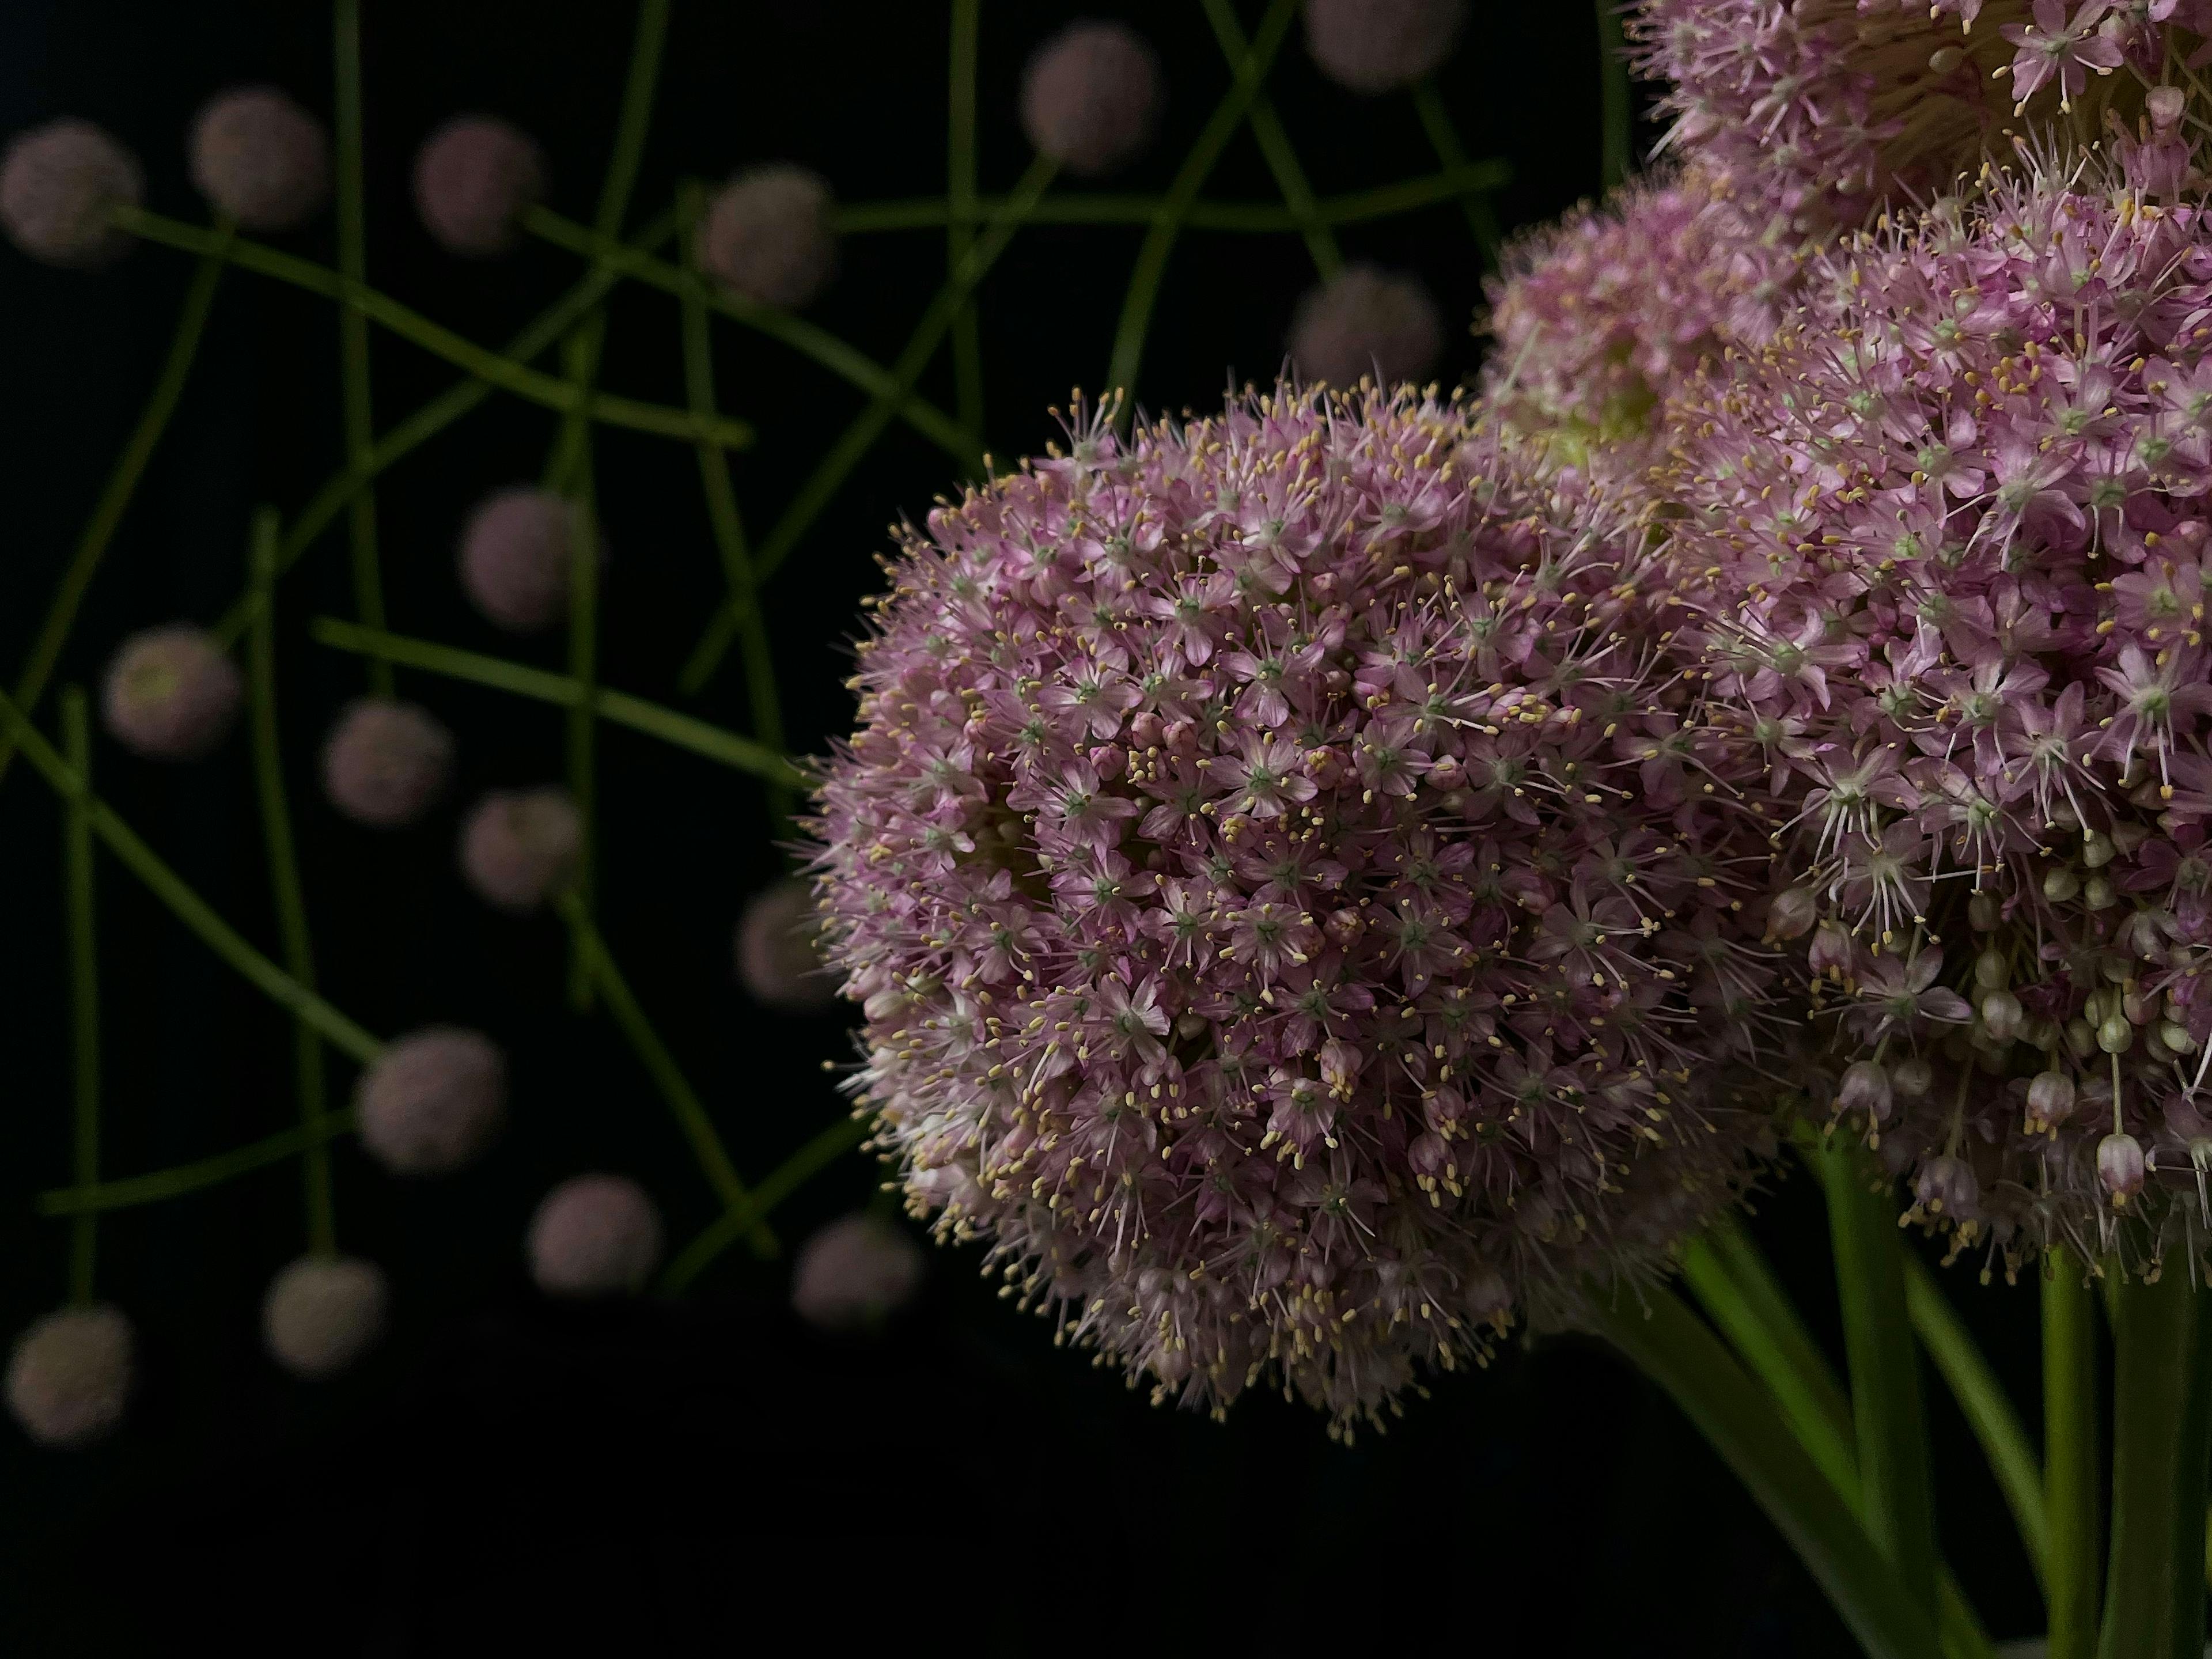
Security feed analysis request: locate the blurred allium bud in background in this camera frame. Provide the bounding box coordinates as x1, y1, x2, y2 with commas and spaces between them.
527, 1175, 664, 1297
0, 118, 141, 268
1019, 21, 1162, 178
1304, 0, 1468, 94
791, 1213, 925, 1334
1287, 264, 1442, 390
262, 1257, 388, 1379
736, 877, 836, 1013
5, 1306, 131, 1448
460, 787, 582, 912
354, 1027, 507, 1176
100, 625, 244, 762
188, 86, 329, 233
412, 115, 546, 257
702, 164, 836, 310
320, 698, 455, 828
457, 486, 579, 635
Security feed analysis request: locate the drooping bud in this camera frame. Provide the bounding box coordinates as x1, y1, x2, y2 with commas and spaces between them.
2098, 1014, 2135, 1056
1979, 989, 2024, 1045
2044, 866, 2082, 904
1914, 1156, 1980, 1219
2026, 1071, 2077, 1132
1892, 1056, 1933, 1099
1808, 919, 1853, 978
1839, 1059, 1892, 1123
1765, 887, 1817, 942
1968, 891, 2001, 931
2098, 1131, 2147, 1208
1974, 948, 2008, 991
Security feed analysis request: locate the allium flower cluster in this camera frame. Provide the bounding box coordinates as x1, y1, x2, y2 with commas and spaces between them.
1481, 168, 1802, 471
814, 385, 1782, 1427
1632, 0, 2212, 233
1658, 154, 2212, 1271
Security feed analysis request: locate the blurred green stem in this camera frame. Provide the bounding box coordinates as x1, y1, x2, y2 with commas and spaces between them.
2102, 1271, 2212, 1659
0, 687, 382, 1065
248, 509, 335, 1254
660, 1116, 870, 1295
2046, 1246, 2102, 1659
677, 185, 790, 834
1198, 0, 1339, 278
333, 0, 391, 698
114, 207, 752, 451
948, 0, 984, 447
1408, 81, 1502, 268
556, 891, 775, 1257
1595, 0, 1632, 191
0, 246, 227, 790
1106, 0, 1300, 403
62, 689, 100, 1304
310, 618, 801, 786
37, 1112, 360, 1217
678, 151, 1059, 696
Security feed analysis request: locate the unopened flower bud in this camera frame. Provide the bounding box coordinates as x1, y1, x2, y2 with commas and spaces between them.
1808, 919, 1853, 977
1766, 887, 1817, 942
1424, 752, 1464, 791
2066, 1017, 2098, 1059
1839, 1059, 1892, 1122
1162, 718, 1196, 756
1892, 1056, 1933, 1098
1324, 907, 1363, 946
1127, 711, 1163, 751
2099, 1131, 2146, 1207
2082, 830, 2115, 869
2044, 866, 2082, 903
2084, 874, 2116, 911
1980, 989, 2024, 1043
1304, 745, 1345, 787
1089, 744, 1126, 781
1968, 891, 2001, 931
2098, 1014, 2134, 1055
1915, 1156, 1979, 1218
1974, 948, 2008, 990
2027, 1070, 2077, 1131
2161, 1021, 2199, 1055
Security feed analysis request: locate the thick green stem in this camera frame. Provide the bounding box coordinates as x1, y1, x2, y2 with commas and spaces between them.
114, 207, 752, 451
1198, 0, 1340, 278
249, 509, 335, 1254
1904, 1255, 2049, 1593
1588, 1287, 1945, 1659
0, 248, 227, 788
677, 186, 789, 834
1594, 0, 1633, 191
660, 1115, 869, 1295
1819, 1138, 1940, 1620
1106, 0, 1300, 402
947, 0, 984, 446
332, 0, 390, 697
62, 689, 99, 1304
2047, 1247, 2103, 1659
0, 686, 381, 1066
1408, 81, 1502, 267
677, 152, 1058, 695
2103, 1270, 2212, 1659
556, 892, 774, 1256
37, 1112, 359, 1217
309, 618, 800, 785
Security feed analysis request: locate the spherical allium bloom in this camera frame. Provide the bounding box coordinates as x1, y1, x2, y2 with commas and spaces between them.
1020, 21, 1162, 178
101, 625, 243, 762
1657, 151, 2212, 1273
262, 1255, 387, 1378
188, 86, 329, 232
736, 877, 837, 1013
1288, 265, 1444, 391
459, 787, 582, 912
702, 165, 836, 310
791, 1213, 926, 1334
458, 484, 578, 634
527, 1175, 663, 1297
0, 119, 141, 268
412, 115, 546, 256
1304, 0, 1467, 94
354, 1026, 507, 1175
6, 1305, 130, 1447
1481, 168, 1804, 472
321, 698, 454, 828
1631, 0, 2212, 235
813, 384, 1784, 1427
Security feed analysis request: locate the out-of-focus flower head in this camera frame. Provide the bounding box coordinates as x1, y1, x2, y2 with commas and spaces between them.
1633, 0, 2212, 233
458, 485, 580, 635
460, 787, 582, 912
321, 698, 454, 828
355, 1027, 507, 1175
188, 86, 329, 233
1305, 0, 1467, 94
262, 1256, 387, 1378
1021, 21, 1164, 178
737, 877, 838, 1013
6, 1305, 131, 1447
527, 1175, 663, 1296
1289, 264, 1444, 392
0, 119, 141, 268
813, 382, 1782, 1430
791, 1212, 926, 1334
413, 115, 546, 257
1658, 145, 2212, 1274
101, 625, 243, 762
702, 164, 836, 310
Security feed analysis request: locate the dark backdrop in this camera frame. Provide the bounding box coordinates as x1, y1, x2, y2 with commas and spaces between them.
0, 2, 2044, 1653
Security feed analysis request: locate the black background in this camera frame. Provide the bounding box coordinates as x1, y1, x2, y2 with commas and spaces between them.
0, 2, 2047, 1652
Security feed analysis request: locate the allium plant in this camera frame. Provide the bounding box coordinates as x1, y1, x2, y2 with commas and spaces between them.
813, 383, 1782, 1427
1656, 148, 2212, 1276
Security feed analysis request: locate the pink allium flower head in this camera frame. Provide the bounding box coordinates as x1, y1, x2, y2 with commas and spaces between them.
6, 1305, 130, 1446
1289, 265, 1444, 391
459, 787, 582, 912
355, 1026, 507, 1175
458, 484, 577, 634
1481, 168, 1803, 471
188, 86, 329, 233
412, 115, 546, 257
702, 165, 836, 310
262, 1255, 387, 1377
321, 697, 454, 828
791, 1213, 926, 1334
1305, 0, 1467, 94
1630, 0, 2212, 234
813, 384, 1782, 1427
0, 119, 141, 268
101, 625, 243, 762
736, 877, 837, 1013
1657, 148, 2212, 1272
528, 1174, 663, 1296
1020, 21, 1163, 178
